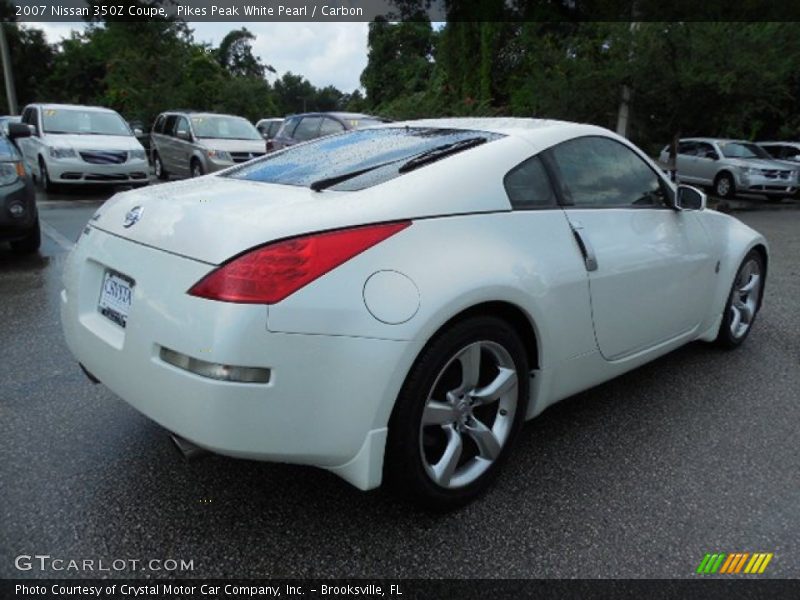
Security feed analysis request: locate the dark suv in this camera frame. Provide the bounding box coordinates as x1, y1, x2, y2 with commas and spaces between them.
0, 123, 38, 254
271, 112, 390, 151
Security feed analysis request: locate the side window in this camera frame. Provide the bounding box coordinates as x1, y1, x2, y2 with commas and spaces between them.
319, 117, 345, 137
696, 142, 717, 159
164, 115, 178, 136
268, 122, 282, 137
30, 108, 40, 133
292, 116, 322, 142
21, 108, 31, 125
678, 141, 697, 155
278, 117, 300, 138
503, 155, 557, 209
153, 115, 165, 134
550, 136, 669, 208
175, 116, 190, 138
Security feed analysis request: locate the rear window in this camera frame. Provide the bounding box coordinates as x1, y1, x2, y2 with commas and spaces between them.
226, 127, 504, 191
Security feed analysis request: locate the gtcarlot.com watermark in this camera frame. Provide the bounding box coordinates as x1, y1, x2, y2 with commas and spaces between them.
14, 554, 194, 573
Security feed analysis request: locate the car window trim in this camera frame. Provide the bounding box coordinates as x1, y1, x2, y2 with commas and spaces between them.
543, 134, 675, 210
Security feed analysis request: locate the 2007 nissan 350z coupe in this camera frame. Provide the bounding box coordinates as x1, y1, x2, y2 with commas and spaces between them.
61, 118, 768, 508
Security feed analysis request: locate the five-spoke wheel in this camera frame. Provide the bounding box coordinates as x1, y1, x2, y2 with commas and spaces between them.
717, 250, 764, 348
385, 316, 529, 509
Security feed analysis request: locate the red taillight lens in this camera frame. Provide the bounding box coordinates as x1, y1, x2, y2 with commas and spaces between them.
188, 221, 411, 304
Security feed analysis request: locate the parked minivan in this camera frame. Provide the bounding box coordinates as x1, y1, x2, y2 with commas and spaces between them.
150, 111, 266, 180
17, 103, 148, 190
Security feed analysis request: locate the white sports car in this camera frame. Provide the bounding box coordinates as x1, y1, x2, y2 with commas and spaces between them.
61, 118, 767, 508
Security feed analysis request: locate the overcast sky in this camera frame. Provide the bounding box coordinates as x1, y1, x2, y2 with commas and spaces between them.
32, 22, 371, 92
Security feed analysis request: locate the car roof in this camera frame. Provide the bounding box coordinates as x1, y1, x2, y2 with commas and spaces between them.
159, 110, 247, 119
680, 137, 756, 144
757, 140, 800, 145
28, 103, 119, 113
373, 117, 610, 144
285, 112, 386, 120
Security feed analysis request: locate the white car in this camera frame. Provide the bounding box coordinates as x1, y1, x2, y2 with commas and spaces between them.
18, 103, 149, 190
61, 119, 768, 508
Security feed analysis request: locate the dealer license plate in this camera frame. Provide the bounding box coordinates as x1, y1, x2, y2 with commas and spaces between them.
98, 271, 134, 328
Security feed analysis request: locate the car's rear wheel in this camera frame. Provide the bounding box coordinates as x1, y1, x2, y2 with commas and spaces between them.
10, 218, 41, 254
153, 152, 168, 180
714, 172, 735, 199
190, 159, 204, 178
385, 316, 529, 509
716, 250, 764, 348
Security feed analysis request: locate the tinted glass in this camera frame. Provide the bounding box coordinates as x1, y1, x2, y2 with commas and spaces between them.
42, 107, 131, 136
227, 127, 503, 191
293, 117, 322, 142
319, 118, 345, 137
678, 141, 697, 155
267, 121, 282, 137
153, 115, 165, 134
190, 115, 261, 140
175, 116, 190, 136
278, 117, 300, 138
696, 142, 716, 158
719, 142, 771, 159
162, 115, 177, 136
504, 155, 556, 209
551, 137, 668, 208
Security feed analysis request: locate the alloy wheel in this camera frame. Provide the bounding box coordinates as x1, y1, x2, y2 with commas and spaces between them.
419, 341, 518, 489
729, 258, 761, 339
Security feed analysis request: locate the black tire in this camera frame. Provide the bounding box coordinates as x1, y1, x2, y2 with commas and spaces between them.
714, 172, 735, 199
153, 152, 168, 180
190, 159, 204, 178
38, 157, 54, 193
716, 250, 765, 349
384, 315, 530, 510
10, 218, 41, 254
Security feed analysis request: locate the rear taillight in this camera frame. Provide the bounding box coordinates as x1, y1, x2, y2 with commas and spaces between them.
188, 221, 411, 304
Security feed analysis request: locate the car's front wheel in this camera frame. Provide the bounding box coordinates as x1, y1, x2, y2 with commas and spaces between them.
190, 159, 204, 178
714, 172, 735, 199
38, 157, 54, 192
716, 250, 764, 348
385, 316, 529, 509
10, 218, 41, 254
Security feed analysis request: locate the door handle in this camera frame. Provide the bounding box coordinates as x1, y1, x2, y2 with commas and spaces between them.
570, 222, 598, 272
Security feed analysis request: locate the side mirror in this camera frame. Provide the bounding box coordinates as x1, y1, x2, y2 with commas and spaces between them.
7, 122, 32, 140
133, 127, 143, 137
176, 129, 192, 142
676, 184, 706, 211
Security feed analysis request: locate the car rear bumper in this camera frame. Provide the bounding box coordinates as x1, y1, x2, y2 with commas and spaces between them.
60, 228, 415, 489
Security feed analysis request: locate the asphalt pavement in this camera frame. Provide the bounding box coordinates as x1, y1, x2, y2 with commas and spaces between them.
1, 184, 798, 579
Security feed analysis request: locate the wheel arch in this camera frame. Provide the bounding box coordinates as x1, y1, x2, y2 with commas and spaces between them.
425, 300, 541, 372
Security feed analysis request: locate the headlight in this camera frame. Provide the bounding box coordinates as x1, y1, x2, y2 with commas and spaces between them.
49, 147, 76, 159
129, 149, 146, 161
740, 166, 758, 176
207, 149, 232, 162
0, 162, 21, 186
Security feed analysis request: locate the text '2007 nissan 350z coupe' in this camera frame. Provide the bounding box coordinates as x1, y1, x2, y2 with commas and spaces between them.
61, 118, 768, 508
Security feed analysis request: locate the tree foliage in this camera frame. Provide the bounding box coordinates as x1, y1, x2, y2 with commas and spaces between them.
0, 0, 349, 127
361, 19, 800, 151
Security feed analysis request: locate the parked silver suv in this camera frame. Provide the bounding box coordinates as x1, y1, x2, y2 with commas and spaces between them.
150, 111, 266, 180
659, 138, 798, 199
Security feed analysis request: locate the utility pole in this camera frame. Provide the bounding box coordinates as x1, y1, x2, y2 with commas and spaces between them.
615, 21, 638, 139
0, 23, 18, 115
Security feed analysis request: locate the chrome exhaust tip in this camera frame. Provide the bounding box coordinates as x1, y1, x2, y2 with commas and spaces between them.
170, 433, 210, 461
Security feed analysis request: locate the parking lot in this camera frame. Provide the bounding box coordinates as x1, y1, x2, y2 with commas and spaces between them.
1, 183, 799, 579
